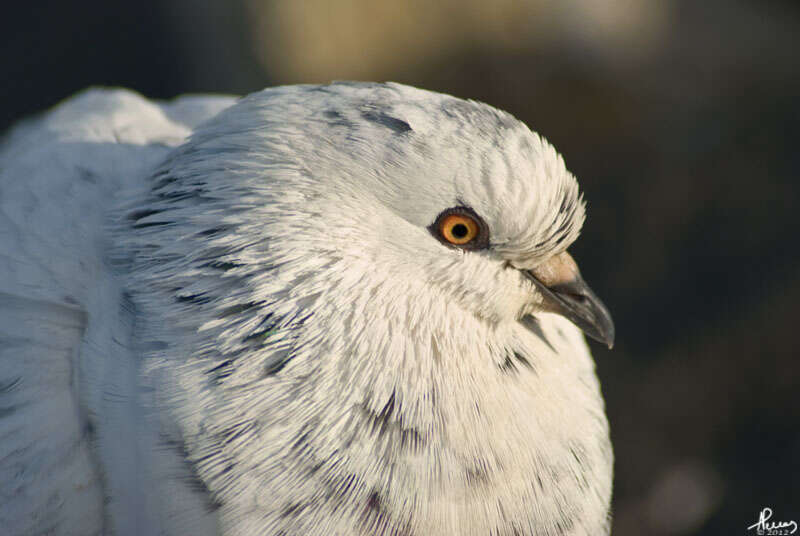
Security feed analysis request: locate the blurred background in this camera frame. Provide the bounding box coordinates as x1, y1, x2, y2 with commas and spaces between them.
2, 1, 798, 534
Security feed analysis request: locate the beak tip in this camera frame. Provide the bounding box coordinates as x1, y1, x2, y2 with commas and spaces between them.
587, 322, 615, 350
605, 326, 615, 350
574, 303, 614, 350
599, 319, 615, 350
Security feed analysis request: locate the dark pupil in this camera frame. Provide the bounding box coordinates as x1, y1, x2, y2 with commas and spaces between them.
451, 223, 469, 239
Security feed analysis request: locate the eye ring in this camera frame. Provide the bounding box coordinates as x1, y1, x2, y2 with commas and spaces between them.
428, 206, 490, 250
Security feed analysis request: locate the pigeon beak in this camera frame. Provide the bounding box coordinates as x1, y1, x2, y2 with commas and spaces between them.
523, 252, 615, 349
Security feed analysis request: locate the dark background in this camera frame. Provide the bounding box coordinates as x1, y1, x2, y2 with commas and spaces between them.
2, 1, 798, 534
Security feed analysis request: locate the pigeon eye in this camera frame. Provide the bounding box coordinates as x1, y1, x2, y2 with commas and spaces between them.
429, 206, 490, 250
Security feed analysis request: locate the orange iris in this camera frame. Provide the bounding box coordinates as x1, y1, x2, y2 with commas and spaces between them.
439, 214, 479, 245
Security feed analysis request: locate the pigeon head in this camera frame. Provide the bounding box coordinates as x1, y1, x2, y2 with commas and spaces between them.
327, 83, 615, 346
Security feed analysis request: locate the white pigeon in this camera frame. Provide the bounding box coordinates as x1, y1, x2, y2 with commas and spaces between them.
0, 82, 614, 536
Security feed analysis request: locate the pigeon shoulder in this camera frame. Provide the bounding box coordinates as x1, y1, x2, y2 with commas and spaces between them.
0, 88, 236, 301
